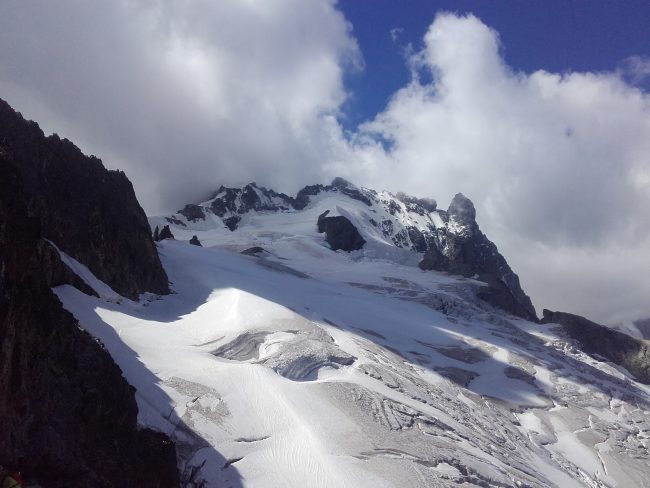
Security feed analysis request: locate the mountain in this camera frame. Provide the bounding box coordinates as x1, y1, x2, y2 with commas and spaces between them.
159, 178, 536, 321
0, 99, 178, 486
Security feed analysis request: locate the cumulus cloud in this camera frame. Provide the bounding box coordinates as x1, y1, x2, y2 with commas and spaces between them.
334, 13, 650, 325
0, 0, 359, 213
1, 5, 649, 325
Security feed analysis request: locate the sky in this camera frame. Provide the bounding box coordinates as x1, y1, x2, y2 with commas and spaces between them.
1, 0, 649, 326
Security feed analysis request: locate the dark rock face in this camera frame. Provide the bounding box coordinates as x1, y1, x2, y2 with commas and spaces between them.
189, 235, 202, 246
317, 210, 366, 252
294, 178, 373, 210
209, 183, 293, 217
223, 215, 241, 231
0, 153, 178, 486
447, 193, 476, 224
330, 177, 373, 206
294, 184, 325, 211
178, 204, 205, 222
0, 98, 168, 300
395, 192, 437, 214
165, 216, 186, 227
542, 310, 650, 384
419, 193, 537, 321
157, 225, 175, 241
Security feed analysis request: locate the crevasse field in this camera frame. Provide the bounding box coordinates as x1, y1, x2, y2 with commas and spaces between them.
55, 191, 650, 487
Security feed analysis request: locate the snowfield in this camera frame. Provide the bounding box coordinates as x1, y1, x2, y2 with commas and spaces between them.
54, 191, 650, 487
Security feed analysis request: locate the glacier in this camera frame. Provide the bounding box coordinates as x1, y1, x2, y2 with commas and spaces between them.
53, 182, 650, 487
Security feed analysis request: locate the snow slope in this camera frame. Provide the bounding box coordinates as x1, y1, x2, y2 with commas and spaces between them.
54, 188, 650, 487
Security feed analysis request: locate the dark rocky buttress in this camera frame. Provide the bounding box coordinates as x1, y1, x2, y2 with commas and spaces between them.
317, 210, 366, 252
0, 98, 169, 299
419, 194, 537, 321
0, 155, 178, 487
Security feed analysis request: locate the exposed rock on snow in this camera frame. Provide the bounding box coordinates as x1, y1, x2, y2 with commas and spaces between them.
240, 246, 267, 256
189, 235, 202, 246
317, 209, 366, 251
179, 204, 206, 222
542, 309, 650, 384
157, 224, 175, 241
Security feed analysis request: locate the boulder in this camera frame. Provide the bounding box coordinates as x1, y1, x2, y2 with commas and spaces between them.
189, 235, 202, 246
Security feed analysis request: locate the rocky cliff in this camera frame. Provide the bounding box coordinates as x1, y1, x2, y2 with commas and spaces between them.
542, 309, 650, 384
419, 194, 537, 321
0, 99, 168, 299
0, 100, 178, 486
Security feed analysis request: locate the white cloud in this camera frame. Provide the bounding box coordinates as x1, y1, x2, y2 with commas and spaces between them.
334, 13, 650, 324
389, 27, 403, 43
0, 0, 360, 213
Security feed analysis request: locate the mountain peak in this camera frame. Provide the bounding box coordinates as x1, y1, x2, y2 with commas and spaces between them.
447, 192, 476, 224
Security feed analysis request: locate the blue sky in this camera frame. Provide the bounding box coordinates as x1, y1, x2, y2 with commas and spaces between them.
339, 0, 650, 128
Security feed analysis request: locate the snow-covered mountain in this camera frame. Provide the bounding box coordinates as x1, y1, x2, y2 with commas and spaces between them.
53, 179, 650, 487
154, 178, 536, 321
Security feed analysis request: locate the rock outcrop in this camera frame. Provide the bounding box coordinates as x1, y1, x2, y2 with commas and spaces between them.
209, 182, 294, 219
241, 246, 267, 256
157, 225, 175, 241
317, 210, 366, 252
189, 235, 202, 246
542, 310, 650, 384
0, 98, 168, 300
0, 151, 178, 486
178, 204, 206, 222
419, 194, 537, 321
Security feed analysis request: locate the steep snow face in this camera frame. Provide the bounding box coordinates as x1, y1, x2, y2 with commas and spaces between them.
55, 215, 650, 487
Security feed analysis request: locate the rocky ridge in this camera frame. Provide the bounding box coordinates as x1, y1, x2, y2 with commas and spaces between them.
0, 98, 168, 300
542, 309, 650, 384
161, 178, 536, 321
